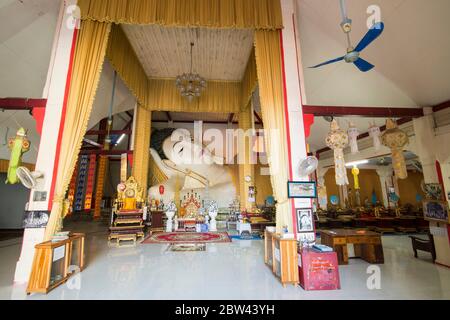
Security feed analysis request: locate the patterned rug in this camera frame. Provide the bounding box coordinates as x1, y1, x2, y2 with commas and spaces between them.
142, 232, 231, 244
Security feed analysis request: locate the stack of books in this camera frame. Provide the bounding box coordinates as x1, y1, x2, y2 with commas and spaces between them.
51, 231, 71, 242
312, 244, 333, 253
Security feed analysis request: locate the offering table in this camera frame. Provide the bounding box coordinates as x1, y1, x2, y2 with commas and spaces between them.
320, 229, 384, 265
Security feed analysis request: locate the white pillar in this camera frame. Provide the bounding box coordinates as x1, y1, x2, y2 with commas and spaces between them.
281, 0, 310, 242
14, 0, 78, 283
376, 167, 394, 208
413, 112, 450, 267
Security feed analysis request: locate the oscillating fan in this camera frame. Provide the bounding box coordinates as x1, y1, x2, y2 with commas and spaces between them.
310, 0, 384, 72
16, 167, 44, 190
299, 156, 319, 177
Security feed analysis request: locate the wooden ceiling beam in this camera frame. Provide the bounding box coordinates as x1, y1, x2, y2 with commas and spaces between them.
0, 98, 47, 110
303, 105, 424, 118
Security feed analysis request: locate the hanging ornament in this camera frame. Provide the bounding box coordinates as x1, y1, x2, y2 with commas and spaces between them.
381, 119, 409, 179
325, 120, 349, 186
347, 122, 359, 154
368, 122, 381, 151
6, 128, 30, 184
351, 166, 360, 189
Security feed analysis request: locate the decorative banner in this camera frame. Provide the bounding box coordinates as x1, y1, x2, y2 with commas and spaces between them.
67, 162, 79, 215
368, 123, 381, 151
381, 119, 409, 179
325, 120, 349, 186
120, 153, 128, 182
74, 155, 89, 212
84, 154, 97, 211
347, 122, 359, 154
93, 155, 108, 219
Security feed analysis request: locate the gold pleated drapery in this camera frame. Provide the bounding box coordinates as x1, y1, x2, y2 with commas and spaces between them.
44, 20, 112, 240
106, 24, 149, 108
147, 79, 241, 113
254, 30, 292, 233
238, 103, 255, 211
79, 0, 282, 30
132, 105, 152, 195
240, 49, 258, 111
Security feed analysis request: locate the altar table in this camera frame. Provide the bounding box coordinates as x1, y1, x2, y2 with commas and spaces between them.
320, 229, 384, 265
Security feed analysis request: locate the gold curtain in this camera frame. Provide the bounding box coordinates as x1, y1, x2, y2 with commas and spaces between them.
44, 21, 112, 240
254, 30, 292, 233
238, 103, 255, 211
241, 49, 258, 111
79, 0, 282, 30
132, 105, 152, 195
106, 24, 149, 107
148, 79, 241, 113
149, 154, 168, 186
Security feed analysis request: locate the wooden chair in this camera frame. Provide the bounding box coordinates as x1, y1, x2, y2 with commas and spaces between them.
409, 233, 436, 261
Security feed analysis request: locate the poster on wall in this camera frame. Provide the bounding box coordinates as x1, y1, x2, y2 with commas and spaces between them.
22, 211, 49, 228
288, 181, 317, 198
297, 208, 314, 233
423, 200, 449, 223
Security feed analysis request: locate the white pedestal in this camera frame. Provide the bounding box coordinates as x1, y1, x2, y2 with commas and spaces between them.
165, 211, 175, 232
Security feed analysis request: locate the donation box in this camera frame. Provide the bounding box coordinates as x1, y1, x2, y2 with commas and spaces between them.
298, 248, 341, 291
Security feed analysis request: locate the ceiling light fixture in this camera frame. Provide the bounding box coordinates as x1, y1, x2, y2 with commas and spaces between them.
176, 42, 207, 103
345, 159, 369, 167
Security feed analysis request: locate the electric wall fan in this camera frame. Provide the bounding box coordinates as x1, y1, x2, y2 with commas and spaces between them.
16, 167, 44, 190
310, 0, 384, 72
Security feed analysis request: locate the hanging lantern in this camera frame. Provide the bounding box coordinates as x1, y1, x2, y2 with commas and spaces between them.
159, 185, 165, 195
351, 167, 360, 189
325, 120, 349, 186
368, 123, 381, 151
347, 122, 359, 154
381, 119, 409, 179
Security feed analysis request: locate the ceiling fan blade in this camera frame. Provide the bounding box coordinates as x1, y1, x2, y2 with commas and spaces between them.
354, 22, 384, 52
309, 56, 344, 69
353, 58, 374, 72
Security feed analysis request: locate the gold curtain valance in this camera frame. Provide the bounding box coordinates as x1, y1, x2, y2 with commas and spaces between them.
79, 0, 283, 30
147, 79, 241, 113
106, 24, 149, 107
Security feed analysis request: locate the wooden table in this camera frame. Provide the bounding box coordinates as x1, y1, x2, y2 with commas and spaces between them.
320, 229, 384, 265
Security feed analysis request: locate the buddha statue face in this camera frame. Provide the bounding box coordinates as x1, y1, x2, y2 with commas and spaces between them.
160, 129, 218, 169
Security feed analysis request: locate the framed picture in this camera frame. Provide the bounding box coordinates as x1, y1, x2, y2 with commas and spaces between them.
423, 200, 449, 223
297, 208, 314, 233
288, 181, 317, 199
22, 211, 50, 229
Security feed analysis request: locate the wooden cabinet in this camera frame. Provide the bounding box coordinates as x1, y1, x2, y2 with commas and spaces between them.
264, 230, 299, 287
151, 211, 165, 231
27, 233, 85, 295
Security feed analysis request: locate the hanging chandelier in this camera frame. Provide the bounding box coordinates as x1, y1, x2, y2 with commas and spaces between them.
176, 42, 207, 102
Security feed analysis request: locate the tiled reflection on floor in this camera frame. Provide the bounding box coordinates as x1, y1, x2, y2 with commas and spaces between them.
1, 221, 450, 300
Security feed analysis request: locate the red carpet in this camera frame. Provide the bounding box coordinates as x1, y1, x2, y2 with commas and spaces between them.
142, 232, 231, 244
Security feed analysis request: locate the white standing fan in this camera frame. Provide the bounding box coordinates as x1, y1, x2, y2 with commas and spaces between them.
16, 167, 45, 190
299, 156, 319, 177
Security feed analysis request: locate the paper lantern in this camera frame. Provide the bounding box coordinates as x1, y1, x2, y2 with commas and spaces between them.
381, 119, 409, 179
368, 123, 381, 151
325, 120, 349, 186
159, 185, 165, 195
351, 167, 360, 190
347, 122, 359, 154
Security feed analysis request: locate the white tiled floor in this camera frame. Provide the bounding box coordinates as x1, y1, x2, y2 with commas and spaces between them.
1, 221, 450, 300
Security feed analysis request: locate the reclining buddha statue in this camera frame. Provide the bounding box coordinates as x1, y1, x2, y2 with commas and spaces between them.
148, 128, 236, 208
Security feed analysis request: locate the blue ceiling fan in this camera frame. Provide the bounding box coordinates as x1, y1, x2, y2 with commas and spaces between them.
310, 0, 384, 72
